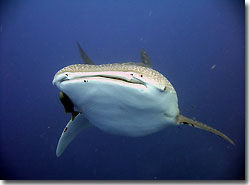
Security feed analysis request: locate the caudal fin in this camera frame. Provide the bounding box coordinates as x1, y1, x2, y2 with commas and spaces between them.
177, 114, 234, 145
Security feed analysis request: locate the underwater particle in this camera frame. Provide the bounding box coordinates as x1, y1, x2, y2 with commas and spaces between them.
191, 104, 196, 109
208, 146, 213, 151
211, 64, 216, 70
149, 11, 152, 16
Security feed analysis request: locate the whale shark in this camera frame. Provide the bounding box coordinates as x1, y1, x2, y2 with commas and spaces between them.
52, 42, 234, 157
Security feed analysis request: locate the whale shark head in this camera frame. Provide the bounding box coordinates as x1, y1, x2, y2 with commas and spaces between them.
53, 63, 175, 93
53, 63, 180, 135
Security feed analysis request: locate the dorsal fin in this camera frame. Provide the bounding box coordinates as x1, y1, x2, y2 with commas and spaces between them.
76, 41, 95, 65
177, 114, 234, 145
140, 49, 151, 67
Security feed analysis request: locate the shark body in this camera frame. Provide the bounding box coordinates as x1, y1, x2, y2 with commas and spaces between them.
53, 42, 234, 157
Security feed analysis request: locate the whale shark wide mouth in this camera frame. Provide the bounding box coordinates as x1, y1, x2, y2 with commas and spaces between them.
53, 72, 147, 87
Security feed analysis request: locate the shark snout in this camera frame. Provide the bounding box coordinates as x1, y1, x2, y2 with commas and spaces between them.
52, 73, 68, 85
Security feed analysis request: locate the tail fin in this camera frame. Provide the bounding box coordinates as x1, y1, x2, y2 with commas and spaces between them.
177, 114, 234, 145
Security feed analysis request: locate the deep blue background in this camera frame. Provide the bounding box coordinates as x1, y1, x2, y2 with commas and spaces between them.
0, 0, 244, 180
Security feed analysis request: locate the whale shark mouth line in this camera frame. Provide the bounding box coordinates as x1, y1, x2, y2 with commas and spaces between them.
60, 74, 146, 87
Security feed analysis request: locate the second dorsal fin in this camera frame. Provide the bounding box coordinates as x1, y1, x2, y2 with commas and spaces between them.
140, 49, 151, 67
76, 41, 95, 65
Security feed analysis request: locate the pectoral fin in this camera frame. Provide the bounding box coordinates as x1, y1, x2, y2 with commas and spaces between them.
177, 114, 234, 145
56, 114, 92, 157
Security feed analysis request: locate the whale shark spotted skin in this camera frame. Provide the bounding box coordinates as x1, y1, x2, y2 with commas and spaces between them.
52, 42, 234, 157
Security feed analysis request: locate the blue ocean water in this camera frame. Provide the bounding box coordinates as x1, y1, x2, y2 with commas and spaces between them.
0, 0, 244, 180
